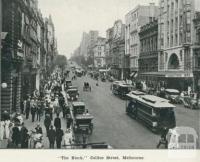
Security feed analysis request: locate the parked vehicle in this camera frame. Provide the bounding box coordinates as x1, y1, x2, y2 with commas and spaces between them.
126, 93, 176, 132
72, 102, 86, 117
164, 89, 181, 104
111, 81, 133, 99
73, 114, 94, 135
67, 89, 79, 101
65, 80, 72, 90
182, 96, 200, 109
167, 127, 198, 149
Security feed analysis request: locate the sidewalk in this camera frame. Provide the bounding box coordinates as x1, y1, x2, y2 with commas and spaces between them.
0, 113, 67, 149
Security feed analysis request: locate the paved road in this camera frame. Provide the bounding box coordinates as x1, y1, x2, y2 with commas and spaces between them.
72, 75, 200, 149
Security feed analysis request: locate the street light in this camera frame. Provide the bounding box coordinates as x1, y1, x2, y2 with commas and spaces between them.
1, 83, 8, 89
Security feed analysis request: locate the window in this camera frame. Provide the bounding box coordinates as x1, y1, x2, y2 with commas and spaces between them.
178, 134, 186, 143
187, 134, 194, 143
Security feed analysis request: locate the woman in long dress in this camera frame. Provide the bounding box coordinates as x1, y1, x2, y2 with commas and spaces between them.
4, 120, 11, 139
0, 121, 5, 140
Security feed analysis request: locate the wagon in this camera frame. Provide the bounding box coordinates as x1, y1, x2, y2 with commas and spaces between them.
83, 82, 91, 92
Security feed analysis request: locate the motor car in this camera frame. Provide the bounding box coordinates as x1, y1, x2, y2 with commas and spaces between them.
164, 89, 181, 104
167, 127, 198, 149
67, 89, 79, 101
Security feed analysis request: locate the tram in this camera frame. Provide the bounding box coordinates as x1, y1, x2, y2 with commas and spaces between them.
126, 91, 176, 132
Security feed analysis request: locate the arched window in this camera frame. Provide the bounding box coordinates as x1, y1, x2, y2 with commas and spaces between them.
168, 53, 180, 69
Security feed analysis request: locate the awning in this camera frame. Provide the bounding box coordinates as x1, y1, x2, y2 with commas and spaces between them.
140, 71, 193, 78
130, 71, 137, 78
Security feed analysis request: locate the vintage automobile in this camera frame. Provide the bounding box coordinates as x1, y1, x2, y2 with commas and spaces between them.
72, 101, 86, 116
83, 82, 91, 92
65, 80, 72, 90
164, 89, 181, 104
67, 89, 79, 101
126, 93, 176, 132
182, 96, 200, 109
111, 81, 133, 99
166, 127, 198, 149
73, 114, 94, 135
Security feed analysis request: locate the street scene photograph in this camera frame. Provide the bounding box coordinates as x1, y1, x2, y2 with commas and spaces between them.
0, 0, 200, 150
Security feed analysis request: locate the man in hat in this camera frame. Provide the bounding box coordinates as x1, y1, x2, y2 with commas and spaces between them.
54, 114, 61, 130
44, 115, 51, 136
47, 125, 56, 149
55, 127, 64, 149
21, 122, 29, 148
25, 97, 31, 119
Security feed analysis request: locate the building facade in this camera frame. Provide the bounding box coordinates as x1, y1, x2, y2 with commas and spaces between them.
138, 19, 158, 88
158, 0, 199, 91
193, 12, 200, 95
110, 20, 126, 80
1, 0, 57, 115
80, 32, 89, 59
125, 3, 159, 78
93, 37, 106, 68
87, 30, 99, 65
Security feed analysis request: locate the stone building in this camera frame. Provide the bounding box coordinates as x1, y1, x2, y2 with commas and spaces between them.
125, 3, 159, 78
193, 12, 200, 95
110, 20, 126, 80
93, 37, 106, 68
158, 0, 199, 91
1, 0, 25, 113
138, 19, 158, 87
1, 0, 57, 115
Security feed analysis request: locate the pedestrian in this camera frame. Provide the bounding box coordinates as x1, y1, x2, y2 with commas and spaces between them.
21, 122, 29, 148
36, 99, 42, 121
47, 125, 56, 149
44, 115, 51, 136
4, 119, 11, 139
54, 98, 61, 116
63, 129, 72, 149
31, 103, 36, 122
30, 98, 36, 122
157, 127, 168, 149
12, 125, 21, 148
66, 114, 72, 129
0, 120, 5, 141
35, 124, 43, 134
49, 100, 54, 120
25, 97, 31, 119
54, 114, 61, 130
55, 127, 64, 149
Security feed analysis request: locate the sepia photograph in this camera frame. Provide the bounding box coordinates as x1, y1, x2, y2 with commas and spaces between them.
0, 0, 200, 160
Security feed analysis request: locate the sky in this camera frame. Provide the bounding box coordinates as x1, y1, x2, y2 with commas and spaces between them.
38, 0, 158, 58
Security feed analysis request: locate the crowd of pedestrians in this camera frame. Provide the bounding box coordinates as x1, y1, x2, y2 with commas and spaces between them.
0, 67, 73, 149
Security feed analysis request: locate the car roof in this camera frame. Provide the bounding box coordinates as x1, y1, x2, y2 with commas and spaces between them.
72, 102, 85, 106
129, 90, 145, 95
76, 114, 94, 119
165, 89, 180, 93
169, 127, 198, 137
67, 89, 78, 91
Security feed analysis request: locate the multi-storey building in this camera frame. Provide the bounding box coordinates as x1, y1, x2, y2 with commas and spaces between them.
93, 37, 106, 68
111, 20, 126, 80
105, 27, 114, 67
193, 12, 200, 95
138, 19, 158, 88
1, 0, 57, 115
80, 32, 89, 59
87, 30, 99, 62
158, 0, 199, 91
125, 3, 159, 78
1, 0, 25, 113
